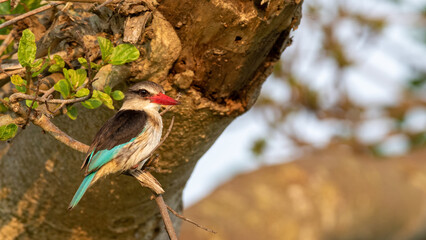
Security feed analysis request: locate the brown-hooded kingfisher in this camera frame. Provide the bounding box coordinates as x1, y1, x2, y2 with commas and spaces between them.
69, 81, 179, 209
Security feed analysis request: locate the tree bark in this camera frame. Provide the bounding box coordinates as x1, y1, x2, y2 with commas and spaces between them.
181, 146, 426, 240
0, 0, 302, 239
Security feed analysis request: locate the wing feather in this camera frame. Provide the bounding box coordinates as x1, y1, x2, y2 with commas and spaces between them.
81, 110, 148, 172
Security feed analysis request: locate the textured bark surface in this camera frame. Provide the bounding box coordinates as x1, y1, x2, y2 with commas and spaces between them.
181, 146, 426, 240
0, 0, 303, 239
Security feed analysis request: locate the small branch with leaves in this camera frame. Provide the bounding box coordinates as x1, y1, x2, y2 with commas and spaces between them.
0, 28, 138, 147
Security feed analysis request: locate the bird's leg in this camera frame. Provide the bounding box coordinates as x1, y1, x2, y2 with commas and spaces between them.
142, 153, 159, 169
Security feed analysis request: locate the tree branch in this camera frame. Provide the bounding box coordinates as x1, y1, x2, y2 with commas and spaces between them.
33, 114, 89, 152
154, 194, 178, 240
0, 114, 25, 126
9, 92, 92, 105
166, 205, 216, 234
0, 29, 16, 57
130, 170, 177, 240
0, 2, 63, 30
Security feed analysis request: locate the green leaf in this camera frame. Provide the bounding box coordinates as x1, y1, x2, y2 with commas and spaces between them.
16, 85, 27, 93
68, 69, 87, 89
110, 44, 140, 65
11, 75, 26, 86
0, 102, 8, 113
78, 57, 101, 70
95, 90, 114, 109
25, 99, 39, 109
48, 55, 65, 73
78, 57, 88, 68
111, 90, 125, 101
66, 105, 78, 120
75, 88, 90, 97
97, 37, 113, 63
32, 62, 49, 77
18, 29, 36, 67
31, 59, 43, 69
54, 79, 70, 98
81, 98, 102, 109
104, 86, 111, 95
11, 75, 27, 93
0, 124, 18, 141
63, 68, 70, 82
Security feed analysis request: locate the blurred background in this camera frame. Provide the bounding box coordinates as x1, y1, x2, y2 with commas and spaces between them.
181, 0, 426, 239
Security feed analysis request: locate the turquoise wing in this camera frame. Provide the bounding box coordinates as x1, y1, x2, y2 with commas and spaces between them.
86, 140, 134, 174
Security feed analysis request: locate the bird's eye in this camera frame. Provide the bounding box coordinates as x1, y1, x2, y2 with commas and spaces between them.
138, 89, 149, 97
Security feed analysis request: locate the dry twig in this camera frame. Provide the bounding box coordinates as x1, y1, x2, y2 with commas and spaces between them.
130, 170, 177, 240
33, 114, 89, 152
166, 205, 217, 234
9, 92, 92, 104
22, 79, 41, 128
0, 29, 16, 57
93, 0, 114, 10
154, 194, 178, 240
0, 2, 63, 30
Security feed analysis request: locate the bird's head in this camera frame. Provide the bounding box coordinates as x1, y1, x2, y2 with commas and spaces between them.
120, 81, 179, 111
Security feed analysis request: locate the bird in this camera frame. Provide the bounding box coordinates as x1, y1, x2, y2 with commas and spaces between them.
68, 81, 179, 209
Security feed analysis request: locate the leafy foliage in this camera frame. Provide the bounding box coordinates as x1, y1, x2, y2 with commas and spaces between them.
18, 29, 37, 67
0, 124, 18, 141
25, 99, 39, 109
54, 79, 71, 98
1, 29, 138, 139
112, 90, 125, 101
11, 75, 27, 93
110, 44, 140, 65
97, 37, 140, 65
48, 55, 65, 73
252, 0, 426, 159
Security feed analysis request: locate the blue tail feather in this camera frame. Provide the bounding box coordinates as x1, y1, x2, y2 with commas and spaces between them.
69, 172, 96, 209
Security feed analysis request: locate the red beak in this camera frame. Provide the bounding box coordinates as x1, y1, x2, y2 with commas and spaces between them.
148, 93, 179, 105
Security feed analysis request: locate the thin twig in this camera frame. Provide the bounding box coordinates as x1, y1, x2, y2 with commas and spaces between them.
0, 2, 63, 30
0, 68, 25, 81
46, 102, 65, 114
0, 29, 16, 57
22, 79, 41, 129
93, 0, 113, 10
166, 205, 217, 234
41, 86, 55, 98
9, 92, 91, 104
153, 194, 178, 240
130, 170, 177, 240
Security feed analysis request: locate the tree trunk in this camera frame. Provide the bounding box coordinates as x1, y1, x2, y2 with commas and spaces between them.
0, 0, 302, 239
181, 146, 426, 240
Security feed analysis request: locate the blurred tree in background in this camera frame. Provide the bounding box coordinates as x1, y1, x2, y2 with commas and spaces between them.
182, 0, 426, 239
253, 0, 426, 158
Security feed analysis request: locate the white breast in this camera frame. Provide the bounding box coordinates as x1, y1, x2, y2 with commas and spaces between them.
116, 110, 163, 170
